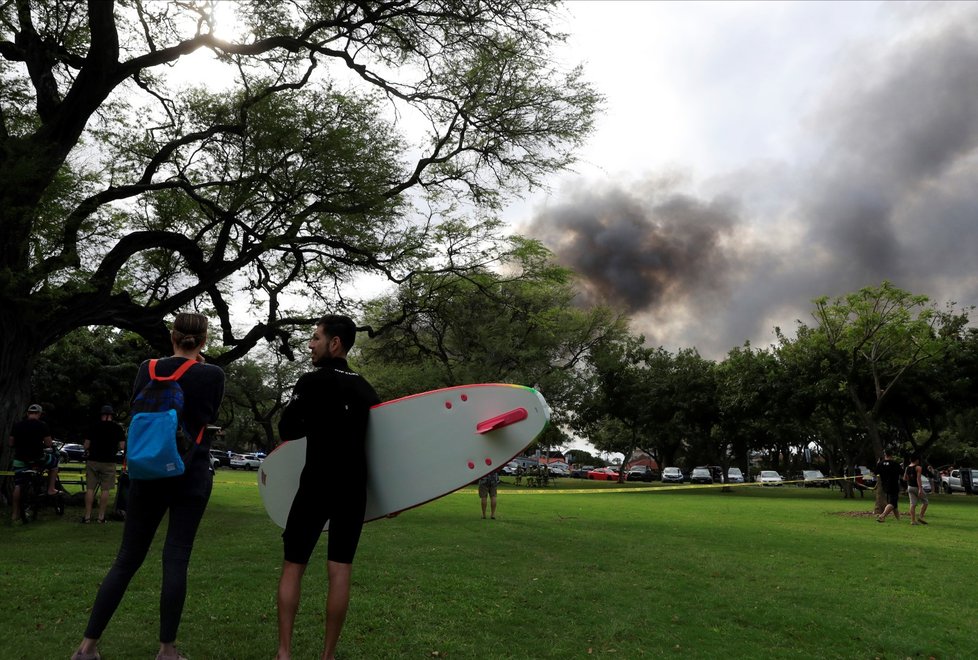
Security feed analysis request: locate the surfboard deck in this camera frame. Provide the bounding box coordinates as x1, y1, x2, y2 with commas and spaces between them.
258, 383, 550, 529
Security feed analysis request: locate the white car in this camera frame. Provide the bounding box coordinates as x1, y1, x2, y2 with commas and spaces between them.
756, 470, 784, 486
727, 467, 745, 483
801, 470, 829, 487
661, 467, 684, 483
230, 453, 263, 470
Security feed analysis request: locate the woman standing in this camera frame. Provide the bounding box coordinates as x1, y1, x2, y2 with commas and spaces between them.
72, 313, 225, 660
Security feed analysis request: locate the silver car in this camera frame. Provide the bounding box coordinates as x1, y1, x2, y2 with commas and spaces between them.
661, 467, 684, 483
230, 453, 263, 470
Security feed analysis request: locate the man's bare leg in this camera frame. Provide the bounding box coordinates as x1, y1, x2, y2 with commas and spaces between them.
11, 484, 21, 521
47, 467, 59, 495
322, 560, 352, 660
98, 489, 111, 521
84, 487, 95, 521
276, 561, 307, 660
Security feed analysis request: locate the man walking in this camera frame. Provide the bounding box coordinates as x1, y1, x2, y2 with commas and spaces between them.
275, 315, 380, 660
875, 448, 902, 523
82, 405, 126, 523
905, 454, 929, 526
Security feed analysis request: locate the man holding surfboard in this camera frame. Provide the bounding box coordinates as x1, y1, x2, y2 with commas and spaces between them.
275, 315, 380, 660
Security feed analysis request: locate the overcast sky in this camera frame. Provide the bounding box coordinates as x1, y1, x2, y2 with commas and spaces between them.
513, 0, 978, 359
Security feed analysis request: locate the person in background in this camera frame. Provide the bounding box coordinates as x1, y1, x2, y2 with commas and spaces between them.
8, 403, 60, 522
82, 405, 126, 524
275, 315, 380, 660
72, 312, 225, 660
905, 455, 929, 526
479, 469, 500, 519
875, 448, 902, 523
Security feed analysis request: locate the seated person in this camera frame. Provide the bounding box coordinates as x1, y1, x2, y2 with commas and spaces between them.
9, 404, 60, 521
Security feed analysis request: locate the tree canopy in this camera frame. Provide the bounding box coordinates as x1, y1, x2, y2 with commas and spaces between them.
0, 0, 601, 448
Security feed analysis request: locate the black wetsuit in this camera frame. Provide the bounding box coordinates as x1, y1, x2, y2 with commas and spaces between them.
84, 357, 225, 644
279, 357, 380, 564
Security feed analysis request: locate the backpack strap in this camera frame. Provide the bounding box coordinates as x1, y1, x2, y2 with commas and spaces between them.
148, 358, 197, 382
146, 358, 207, 446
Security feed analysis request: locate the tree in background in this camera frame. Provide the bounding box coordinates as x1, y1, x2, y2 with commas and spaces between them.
0, 0, 600, 461
715, 343, 781, 478
357, 241, 625, 434
811, 282, 943, 458
810, 282, 943, 511
221, 352, 306, 453
30, 326, 152, 441
576, 337, 719, 477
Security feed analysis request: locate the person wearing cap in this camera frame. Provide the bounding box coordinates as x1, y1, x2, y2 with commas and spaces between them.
82, 405, 127, 524
8, 403, 60, 522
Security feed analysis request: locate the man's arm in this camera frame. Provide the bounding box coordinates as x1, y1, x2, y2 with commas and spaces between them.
279, 375, 311, 442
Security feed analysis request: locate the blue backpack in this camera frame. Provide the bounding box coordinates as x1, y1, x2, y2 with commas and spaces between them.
127, 359, 202, 480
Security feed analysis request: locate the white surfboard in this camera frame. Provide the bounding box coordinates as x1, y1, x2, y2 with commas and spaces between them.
258, 383, 550, 529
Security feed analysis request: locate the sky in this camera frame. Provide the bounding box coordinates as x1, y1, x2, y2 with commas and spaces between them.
511, 1, 978, 359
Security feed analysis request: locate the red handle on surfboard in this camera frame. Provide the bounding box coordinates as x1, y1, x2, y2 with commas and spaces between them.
476, 408, 528, 434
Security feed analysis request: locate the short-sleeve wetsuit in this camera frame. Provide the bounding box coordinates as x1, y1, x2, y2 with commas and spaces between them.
279, 357, 380, 565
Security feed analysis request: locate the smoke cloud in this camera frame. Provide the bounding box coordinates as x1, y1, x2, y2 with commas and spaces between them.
526, 4, 978, 357
527, 184, 740, 313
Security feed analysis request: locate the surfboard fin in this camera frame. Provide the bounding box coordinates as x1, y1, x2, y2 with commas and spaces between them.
477, 408, 528, 434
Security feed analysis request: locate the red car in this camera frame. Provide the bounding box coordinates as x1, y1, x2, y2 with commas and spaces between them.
586, 467, 620, 481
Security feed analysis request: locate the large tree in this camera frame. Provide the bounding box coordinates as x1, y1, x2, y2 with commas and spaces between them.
810, 282, 943, 511
0, 1, 600, 453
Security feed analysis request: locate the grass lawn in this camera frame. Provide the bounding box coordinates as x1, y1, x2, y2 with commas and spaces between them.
2, 472, 977, 659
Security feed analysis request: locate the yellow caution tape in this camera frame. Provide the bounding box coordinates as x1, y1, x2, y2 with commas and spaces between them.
464, 475, 880, 495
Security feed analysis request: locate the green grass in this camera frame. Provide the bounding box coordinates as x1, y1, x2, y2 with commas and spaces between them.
2, 473, 977, 659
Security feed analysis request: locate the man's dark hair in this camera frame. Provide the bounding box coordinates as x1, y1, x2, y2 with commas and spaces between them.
318, 314, 357, 352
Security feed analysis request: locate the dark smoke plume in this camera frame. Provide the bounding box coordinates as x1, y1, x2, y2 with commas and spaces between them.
526, 3, 978, 357
527, 186, 739, 313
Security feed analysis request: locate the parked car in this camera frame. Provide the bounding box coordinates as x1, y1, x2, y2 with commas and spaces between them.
209, 449, 231, 468
801, 470, 830, 488
230, 453, 263, 470
727, 467, 745, 483
941, 468, 978, 494
502, 461, 520, 476
690, 467, 714, 484
59, 443, 86, 462
661, 466, 684, 484
756, 470, 784, 486
571, 465, 595, 479
704, 465, 725, 484
626, 466, 656, 482
548, 465, 570, 477
586, 467, 619, 481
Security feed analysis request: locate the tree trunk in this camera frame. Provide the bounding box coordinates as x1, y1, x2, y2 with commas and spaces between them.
0, 313, 45, 470
846, 384, 886, 513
